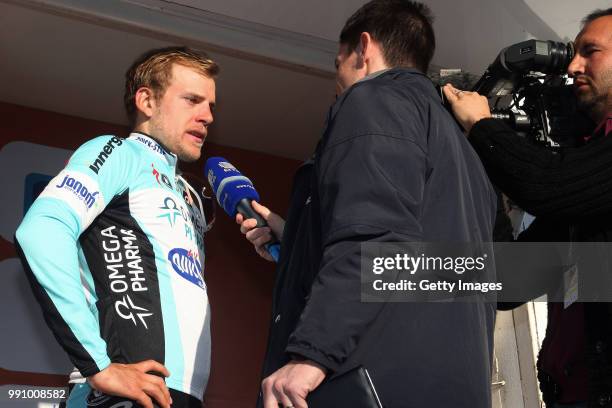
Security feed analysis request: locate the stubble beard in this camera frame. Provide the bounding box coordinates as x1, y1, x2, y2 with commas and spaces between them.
176, 139, 202, 163
177, 149, 201, 163
577, 69, 612, 122
576, 89, 605, 115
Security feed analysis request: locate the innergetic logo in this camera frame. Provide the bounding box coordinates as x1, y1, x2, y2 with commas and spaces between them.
168, 248, 205, 289
114, 294, 153, 329
55, 174, 99, 209
89, 136, 122, 174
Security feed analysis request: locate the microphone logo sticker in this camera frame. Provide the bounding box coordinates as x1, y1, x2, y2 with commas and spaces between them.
207, 169, 216, 185
168, 248, 206, 290
219, 161, 236, 170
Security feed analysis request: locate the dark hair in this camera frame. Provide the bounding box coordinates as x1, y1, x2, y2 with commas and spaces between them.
124, 46, 219, 125
582, 8, 612, 26
339, 0, 435, 73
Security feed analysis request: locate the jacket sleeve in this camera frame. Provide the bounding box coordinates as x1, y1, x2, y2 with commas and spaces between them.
469, 118, 612, 218
15, 136, 132, 377
285, 83, 428, 371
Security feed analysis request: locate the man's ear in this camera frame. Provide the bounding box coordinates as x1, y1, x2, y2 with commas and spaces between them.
134, 87, 156, 119
359, 31, 387, 72
359, 32, 374, 60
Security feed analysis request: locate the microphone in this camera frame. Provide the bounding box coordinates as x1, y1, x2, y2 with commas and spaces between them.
204, 157, 280, 262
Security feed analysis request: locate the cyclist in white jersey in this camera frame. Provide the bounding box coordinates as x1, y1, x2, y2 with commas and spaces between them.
15, 47, 218, 408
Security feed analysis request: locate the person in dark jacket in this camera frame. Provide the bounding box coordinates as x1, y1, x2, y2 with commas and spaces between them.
443, 8, 612, 408
237, 1, 498, 407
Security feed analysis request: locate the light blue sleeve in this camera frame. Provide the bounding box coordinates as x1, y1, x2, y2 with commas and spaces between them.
15, 135, 134, 377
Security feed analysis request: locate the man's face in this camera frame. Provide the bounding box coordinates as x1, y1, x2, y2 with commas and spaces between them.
335, 43, 366, 96
567, 15, 612, 120
149, 63, 216, 162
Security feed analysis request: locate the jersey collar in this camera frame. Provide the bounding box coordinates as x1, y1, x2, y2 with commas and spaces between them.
128, 132, 178, 168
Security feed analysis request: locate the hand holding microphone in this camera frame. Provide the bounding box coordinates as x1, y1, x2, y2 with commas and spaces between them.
204, 157, 285, 262
236, 201, 285, 262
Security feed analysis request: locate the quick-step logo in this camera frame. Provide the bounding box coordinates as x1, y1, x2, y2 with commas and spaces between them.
168, 248, 205, 290
136, 135, 167, 155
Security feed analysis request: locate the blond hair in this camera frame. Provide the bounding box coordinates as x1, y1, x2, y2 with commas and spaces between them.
124, 46, 219, 124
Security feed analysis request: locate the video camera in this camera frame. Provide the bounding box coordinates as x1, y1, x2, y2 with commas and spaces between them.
472, 39, 592, 146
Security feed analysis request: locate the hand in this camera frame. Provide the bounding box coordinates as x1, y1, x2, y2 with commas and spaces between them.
235, 201, 285, 262
442, 83, 492, 133
262, 360, 327, 408
87, 360, 171, 408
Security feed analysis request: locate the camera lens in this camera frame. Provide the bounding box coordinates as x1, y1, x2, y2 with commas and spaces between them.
547, 41, 574, 74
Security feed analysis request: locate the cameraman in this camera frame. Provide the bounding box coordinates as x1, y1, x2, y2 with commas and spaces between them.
443, 9, 611, 408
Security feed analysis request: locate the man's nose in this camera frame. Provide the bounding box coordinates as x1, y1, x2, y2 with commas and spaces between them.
197, 106, 214, 127
567, 53, 584, 78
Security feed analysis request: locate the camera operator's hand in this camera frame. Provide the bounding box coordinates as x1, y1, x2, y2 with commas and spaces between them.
443, 84, 491, 133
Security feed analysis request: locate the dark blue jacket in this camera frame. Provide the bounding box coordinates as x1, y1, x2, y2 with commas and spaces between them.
260, 68, 497, 407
